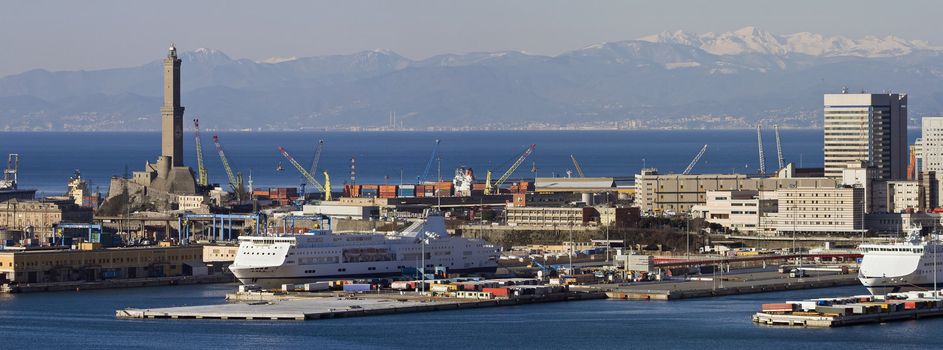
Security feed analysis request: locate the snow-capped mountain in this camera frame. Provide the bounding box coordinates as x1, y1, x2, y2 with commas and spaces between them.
2, 27, 943, 131
639, 26, 940, 57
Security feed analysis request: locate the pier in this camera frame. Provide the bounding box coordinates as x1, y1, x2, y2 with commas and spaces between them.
116, 290, 606, 321
752, 291, 943, 327
587, 271, 859, 300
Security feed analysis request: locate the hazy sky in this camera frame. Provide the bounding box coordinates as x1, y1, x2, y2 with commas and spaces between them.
2, 0, 941, 77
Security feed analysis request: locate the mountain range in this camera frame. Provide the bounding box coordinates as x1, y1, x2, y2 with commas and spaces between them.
2, 26, 942, 131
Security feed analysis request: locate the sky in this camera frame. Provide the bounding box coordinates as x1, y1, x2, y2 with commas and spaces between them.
2, 0, 941, 77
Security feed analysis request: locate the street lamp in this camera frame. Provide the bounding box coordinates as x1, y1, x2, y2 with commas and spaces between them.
418, 230, 438, 295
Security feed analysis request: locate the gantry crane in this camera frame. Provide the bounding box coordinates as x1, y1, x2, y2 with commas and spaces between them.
484, 144, 536, 195
756, 125, 766, 175
682, 144, 708, 175
418, 140, 440, 184
0, 153, 19, 190
212, 134, 244, 200
323, 171, 332, 201
278, 146, 326, 193
570, 154, 586, 177
193, 119, 208, 187
774, 125, 785, 170
309, 140, 324, 181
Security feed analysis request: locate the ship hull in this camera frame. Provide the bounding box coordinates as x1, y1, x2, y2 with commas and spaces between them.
231, 265, 497, 288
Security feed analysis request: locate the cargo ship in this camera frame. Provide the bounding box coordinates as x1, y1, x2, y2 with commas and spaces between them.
858, 225, 943, 295
229, 212, 500, 288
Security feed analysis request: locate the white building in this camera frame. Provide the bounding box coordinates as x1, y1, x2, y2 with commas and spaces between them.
922, 117, 943, 173
824, 92, 907, 180
691, 190, 778, 235
177, 195, 208, 212
885, 181, 922, 213
302, 201, 379, 220
776, 186, 865, 236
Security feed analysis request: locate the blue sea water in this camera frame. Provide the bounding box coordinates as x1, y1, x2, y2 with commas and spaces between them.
0, 129, 862, 195
0, 283, 941, 349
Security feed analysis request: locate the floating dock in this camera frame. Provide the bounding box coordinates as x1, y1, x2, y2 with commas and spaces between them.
116, 291, 605, 321
752, 291, 943, 327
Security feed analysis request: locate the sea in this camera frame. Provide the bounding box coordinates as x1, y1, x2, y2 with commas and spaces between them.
0, 283, 941, 349
2, 128, 918, 195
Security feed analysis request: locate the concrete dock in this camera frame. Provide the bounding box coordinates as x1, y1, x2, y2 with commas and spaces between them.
752, 291, 943, 327
584, 271, 859, 300
116, 291, 605, 321
753, 308, 943, 327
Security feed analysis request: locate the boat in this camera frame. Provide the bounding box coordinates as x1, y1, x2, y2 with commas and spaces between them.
858, 225, 943, 295
229, 212, 500, 288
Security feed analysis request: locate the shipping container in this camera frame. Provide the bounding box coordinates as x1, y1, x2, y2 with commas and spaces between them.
303, 282, 330, 292
390, 281, 417, 290
482, 287, 509, 297
430, 284, 457, 293
761, 303, 795, 313
397, 187, 416, 197
342, 283, 373, 292
815, 305, 850, 316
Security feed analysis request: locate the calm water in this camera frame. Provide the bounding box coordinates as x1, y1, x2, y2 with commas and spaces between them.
0, 283, 940, 349
0, 129, 845, 195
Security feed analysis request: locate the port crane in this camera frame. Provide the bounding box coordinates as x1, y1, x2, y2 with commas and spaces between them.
484, 144, 536, 195
774, 125, 785, 170
756, 125, 766, 176
277, 146, 326, 193
682, 144, 708, 175
569, 154, 586, 177
0, 153, 19, 190
309, 140, 325, 180
212, 134, 245, 200
418, 140, 440, 184
192, 119, 208, 187
323, 171, 332, 201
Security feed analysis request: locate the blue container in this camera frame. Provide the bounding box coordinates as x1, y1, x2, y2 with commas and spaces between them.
397, 188, 416, 197
342, 283, 372, 292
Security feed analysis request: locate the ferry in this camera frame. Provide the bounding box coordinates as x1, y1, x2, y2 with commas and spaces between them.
229, 213, 500, 288
858, 225, 943, 295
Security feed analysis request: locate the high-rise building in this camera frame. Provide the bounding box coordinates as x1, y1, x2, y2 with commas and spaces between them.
921, 117, 943, 173
161, 45, 185, 167
823, 91, 907, 179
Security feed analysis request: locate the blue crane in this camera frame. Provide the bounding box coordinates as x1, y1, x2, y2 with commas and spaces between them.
417, 139, 440, 183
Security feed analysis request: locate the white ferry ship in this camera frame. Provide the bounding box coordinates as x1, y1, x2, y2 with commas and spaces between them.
229, 213, 500, 288
858, 225, 943, 295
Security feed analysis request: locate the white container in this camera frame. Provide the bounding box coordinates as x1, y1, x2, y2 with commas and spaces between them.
303, 282, 330, 292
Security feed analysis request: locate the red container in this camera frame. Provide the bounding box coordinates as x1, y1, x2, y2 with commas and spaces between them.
761, 303, 795, 312
904, 301, 918, 310
483, 287, 509, 297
